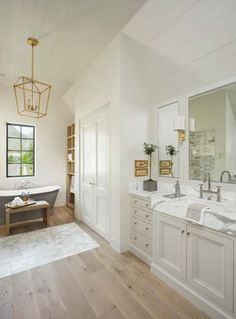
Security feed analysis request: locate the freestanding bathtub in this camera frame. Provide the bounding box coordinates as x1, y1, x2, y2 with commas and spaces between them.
0, 185, 60, 224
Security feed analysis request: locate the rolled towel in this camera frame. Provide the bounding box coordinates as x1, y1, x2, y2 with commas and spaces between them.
186, 203, 210, 225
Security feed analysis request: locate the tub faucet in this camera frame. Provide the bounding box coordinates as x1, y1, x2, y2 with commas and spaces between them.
220, 170, 232, 183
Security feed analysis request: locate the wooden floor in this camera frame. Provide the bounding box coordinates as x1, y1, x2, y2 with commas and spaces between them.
0, 207, 210, 319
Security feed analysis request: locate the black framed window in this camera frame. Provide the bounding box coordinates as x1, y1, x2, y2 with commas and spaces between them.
6, 123, 35, 177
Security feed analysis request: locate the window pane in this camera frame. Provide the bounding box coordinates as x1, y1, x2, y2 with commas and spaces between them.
8, 151, 21, 163
22, 152, 33, 164
21, 164, 34, 176
8, 164, 21, 176
22, 139, 33, 151
22, 126, 34, 138
8, 125, 21, 138
8, 138, 21, 150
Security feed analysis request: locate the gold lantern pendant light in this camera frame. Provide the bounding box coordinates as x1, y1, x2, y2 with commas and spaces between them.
14, 37, 52, 118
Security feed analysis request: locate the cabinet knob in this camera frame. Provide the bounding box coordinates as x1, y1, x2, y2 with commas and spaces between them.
181, 230, 185, 234
145, 204, 149, 207
187, 232, 190, 236
134, 200, 137, 203
145, 214, 149, 218
134, 210, 137, 213
145, 243, 149, 247
134, 237, 137, 240
145, 227, 149, 231
134, 222, 137, 225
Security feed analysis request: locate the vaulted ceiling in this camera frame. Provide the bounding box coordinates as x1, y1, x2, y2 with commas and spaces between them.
0, 0, 146, 96
123, 0, 236, 104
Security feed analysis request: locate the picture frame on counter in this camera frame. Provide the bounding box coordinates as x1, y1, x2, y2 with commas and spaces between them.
135, 168, 148, 177
135, 160, 148, 168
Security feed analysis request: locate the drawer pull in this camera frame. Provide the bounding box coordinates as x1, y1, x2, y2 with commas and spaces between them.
134, 237, 137, 240
145, 227, 149, 231
181, 230, 185, 234
134, 222, 137, 225
145, 243, 149, 247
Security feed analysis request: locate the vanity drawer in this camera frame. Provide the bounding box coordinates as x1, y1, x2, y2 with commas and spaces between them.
131, 216, 152, 238
130, 197, 151, 210
130, 229, 152, 256
131, 206, 153, 222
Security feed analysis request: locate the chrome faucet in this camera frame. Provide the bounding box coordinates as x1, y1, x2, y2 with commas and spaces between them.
220, 170, 232, 183
199, 172, 222, 202
203, 172, 211, 191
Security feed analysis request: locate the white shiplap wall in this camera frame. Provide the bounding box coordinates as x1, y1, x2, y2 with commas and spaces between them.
122, 0, 236, 104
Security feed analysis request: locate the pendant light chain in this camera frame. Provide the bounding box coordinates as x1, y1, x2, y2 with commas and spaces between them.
31, 44, 34, 81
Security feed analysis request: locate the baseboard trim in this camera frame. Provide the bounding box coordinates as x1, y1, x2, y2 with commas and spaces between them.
151, 263, 234, 319
111, 238, 129, 253
129, 244, 152, 265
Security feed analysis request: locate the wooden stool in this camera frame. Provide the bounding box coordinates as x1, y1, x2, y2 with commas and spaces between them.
5, 200, 50, 236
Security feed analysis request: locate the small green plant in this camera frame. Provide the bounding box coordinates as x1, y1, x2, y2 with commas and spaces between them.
143, 143, 158, 180
165, 145, 178, 157
165, 145, 178, 177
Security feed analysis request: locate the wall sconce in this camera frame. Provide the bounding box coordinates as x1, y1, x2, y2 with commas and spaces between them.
173, 116, 186, 143
189, 118, 195, 132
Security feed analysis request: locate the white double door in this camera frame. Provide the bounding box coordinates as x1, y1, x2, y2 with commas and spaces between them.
80, 107, 110, 241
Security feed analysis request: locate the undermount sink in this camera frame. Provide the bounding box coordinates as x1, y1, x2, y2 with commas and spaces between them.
163, 193, 186, 199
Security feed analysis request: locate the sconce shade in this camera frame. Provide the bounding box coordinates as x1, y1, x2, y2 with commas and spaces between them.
189, 118, 195, 132
14, 76, 51, 119
173, 116, 185, 131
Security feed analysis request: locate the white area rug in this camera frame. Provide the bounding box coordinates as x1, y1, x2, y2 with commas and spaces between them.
0, 223, 99, 279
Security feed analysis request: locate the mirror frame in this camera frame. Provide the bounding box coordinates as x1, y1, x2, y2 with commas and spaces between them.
158, 101, 180, 179
188, 80, 236, 184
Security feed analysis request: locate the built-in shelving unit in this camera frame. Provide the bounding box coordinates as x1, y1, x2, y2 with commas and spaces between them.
66, 123, 75, 210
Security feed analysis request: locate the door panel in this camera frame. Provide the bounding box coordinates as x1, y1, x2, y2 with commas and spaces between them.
187, 225, 233, 311
80, 107, 110, 241
81, 120, 96, 225
155, 214, 186, 280
94, 108, 110, 240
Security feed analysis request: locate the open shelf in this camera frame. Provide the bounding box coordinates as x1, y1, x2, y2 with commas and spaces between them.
66, 123, 75, 211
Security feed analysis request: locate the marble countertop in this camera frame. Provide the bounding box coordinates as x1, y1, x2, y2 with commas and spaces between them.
129, 188, 236, 237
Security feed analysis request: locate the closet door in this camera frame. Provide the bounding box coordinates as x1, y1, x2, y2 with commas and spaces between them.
81, 119, 96, 226
94, 108, 110, 241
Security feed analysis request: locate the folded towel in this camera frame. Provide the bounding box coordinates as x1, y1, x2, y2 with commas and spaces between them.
186, 203, 210, 224
70, 175, 75, 194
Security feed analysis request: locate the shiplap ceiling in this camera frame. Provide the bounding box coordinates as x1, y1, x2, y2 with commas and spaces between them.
0, 0, 146, 95
123, 0, 236, 104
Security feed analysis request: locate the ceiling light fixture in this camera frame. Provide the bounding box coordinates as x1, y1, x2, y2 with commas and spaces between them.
14, 37, 52, 119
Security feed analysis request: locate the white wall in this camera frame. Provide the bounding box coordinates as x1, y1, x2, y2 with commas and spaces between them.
65, 34, 150, 252
66, 35, 122, 250
0, 85, 74, 206
120, 35, 151, 248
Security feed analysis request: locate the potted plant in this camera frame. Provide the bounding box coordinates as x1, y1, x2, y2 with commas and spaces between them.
165, 145, 178, 177
143, 142, 158, 191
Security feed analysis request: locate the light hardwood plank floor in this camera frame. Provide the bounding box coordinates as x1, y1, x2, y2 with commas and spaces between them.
0, 207, 210, 319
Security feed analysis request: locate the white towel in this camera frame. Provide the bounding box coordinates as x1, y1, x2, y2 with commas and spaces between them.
186, 203, 210, 225
70, 176, 75, 194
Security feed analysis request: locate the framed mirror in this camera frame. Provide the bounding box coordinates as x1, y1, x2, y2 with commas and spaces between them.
158, 102, 179, 178
189, 82, 236, 184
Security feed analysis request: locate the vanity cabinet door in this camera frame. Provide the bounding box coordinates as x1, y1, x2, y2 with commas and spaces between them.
155, 214, 187, 280
187, 225, 233, 311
